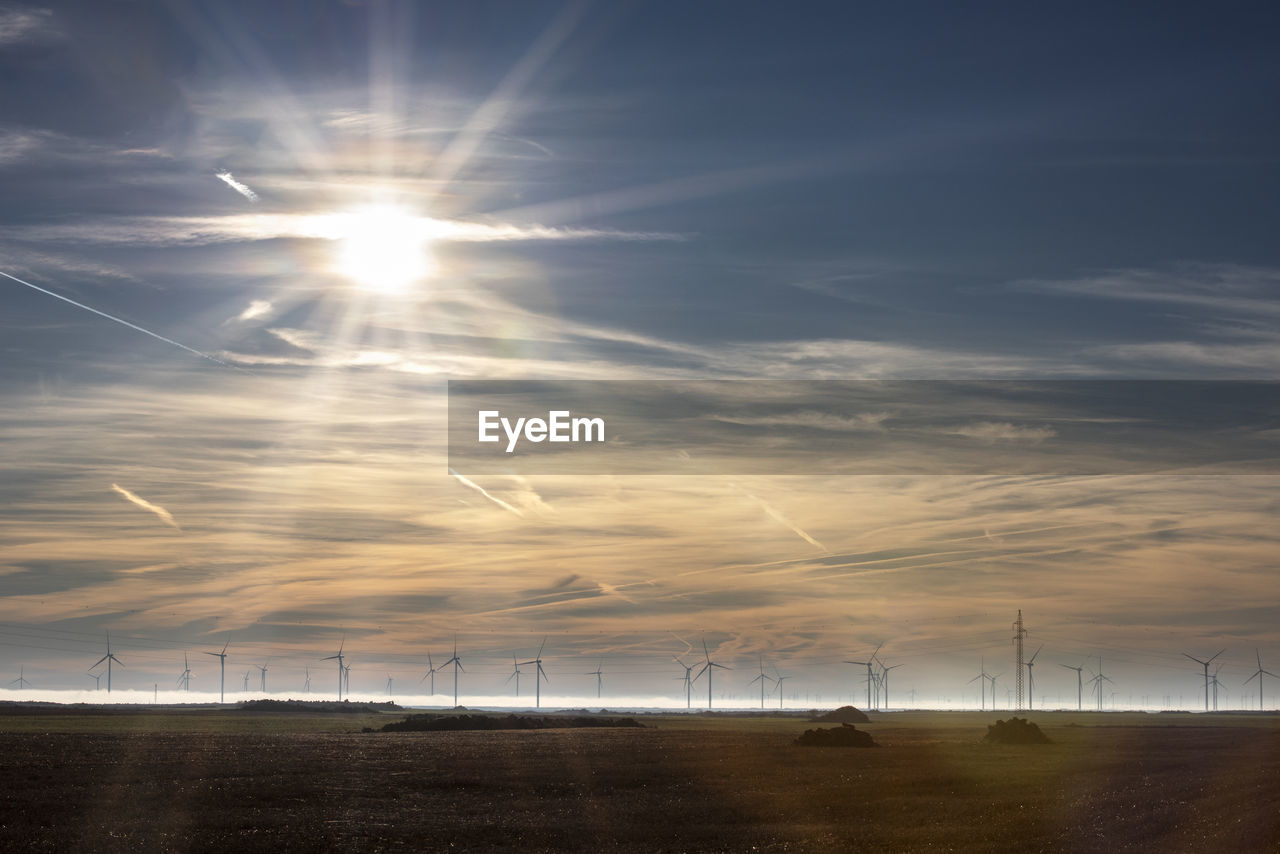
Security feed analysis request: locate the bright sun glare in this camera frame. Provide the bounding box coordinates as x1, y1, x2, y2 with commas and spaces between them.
332, 206, 436, 294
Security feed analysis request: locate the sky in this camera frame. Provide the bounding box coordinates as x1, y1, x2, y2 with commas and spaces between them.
2, 1, 1280, 710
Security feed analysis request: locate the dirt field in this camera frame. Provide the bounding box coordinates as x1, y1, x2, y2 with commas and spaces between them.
0, 708, 1276, 852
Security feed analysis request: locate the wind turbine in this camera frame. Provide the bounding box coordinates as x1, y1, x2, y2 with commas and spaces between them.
176, 654, 192, 692
586, 660, 604, 699
1025, 646, 1042, 711
1088, 657, 1113, 711
419, 652, 439, 697
773, 668, 789, 710
90, 633, 123, 693
747, 655, 774, 709
967, 657, 989, 710
674, 657, 695, 709
241, 671, 250, 691
506, 655, 523, 698
440, 637, 464, 707
844, 642, 882, 710
1060, 662, 1084, 711
323, 636, 346, 701
692, 639, 729, 709
303, 667, 311, 694
1182, 649, 1225, 712
87, 671, 101, 690
881, 663, 903, 710
9, 666, 30, 689
1210, 665, 1223, 711
343, 663, 351, 696
517, 638, 549, 708
386, 674, 393, 696
204, 638, 229, 703
257, 662, 269, 693
987, 672, 1004, 710
1243, 649, 1278, 711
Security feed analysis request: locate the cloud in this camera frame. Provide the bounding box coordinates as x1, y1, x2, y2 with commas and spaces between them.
11, 213, 686, 247
0, 5, 57, 45
234, 300, 273, 323
215, 171, 260, 203
110, 484, 181, 531
947, 422, 1056, 444
712, 411, 891, 432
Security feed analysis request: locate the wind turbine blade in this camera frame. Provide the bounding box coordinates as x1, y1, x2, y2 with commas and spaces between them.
1209, 648, 1226, 663
91, 655, 108, 669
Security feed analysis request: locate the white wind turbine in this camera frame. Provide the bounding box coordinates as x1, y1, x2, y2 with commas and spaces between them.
323, 636, 346, 701
517, 639, 549, 708
204, 637, 229, 703
693, 639, 729, 710
90, 633, 123, 693
440, 637, 464, 707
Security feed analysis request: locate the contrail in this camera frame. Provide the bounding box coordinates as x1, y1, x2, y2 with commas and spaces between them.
733, 484, 828, 552
111, 484, 181, 531
215, 171, 259, 202
0, 270, 240, 370
448, 468, 524, 518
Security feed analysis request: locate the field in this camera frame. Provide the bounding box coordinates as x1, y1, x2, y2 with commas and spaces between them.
0, 705, 1276, 852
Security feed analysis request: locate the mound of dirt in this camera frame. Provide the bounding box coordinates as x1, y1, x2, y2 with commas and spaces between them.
379, 713, 646, 732
983, 717, 1051, 744
808, 705, 870, 724
794, 722, 878, 747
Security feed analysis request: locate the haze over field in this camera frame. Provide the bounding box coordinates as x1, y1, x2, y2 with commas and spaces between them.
2, 2, 1279, 708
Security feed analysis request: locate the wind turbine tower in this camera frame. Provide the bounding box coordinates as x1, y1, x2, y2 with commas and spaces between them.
674, 657, 695, 709
845, 642, 882, 711
1025, 646, 1042, 711
1060, 662, 1084, 711
441, 637, 464, 707
204, 638, 229, 703
323, 636, 346, 701
881, 662, 903, 710
748, 655, 775, 709
967, 657, 990, 710
91, 633, 123, 693
693, 639, 729, 709
1244, 649, 1278, 711
1088, 657, 1113, 711
420, 652, 439, 697
517, 639, 549, 708
1182, 649, 1225, 712
1012, 610, 1028, 711
774, 668, 789, 710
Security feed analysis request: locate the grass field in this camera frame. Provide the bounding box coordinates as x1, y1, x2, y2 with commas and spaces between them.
0, 705, 1276, 852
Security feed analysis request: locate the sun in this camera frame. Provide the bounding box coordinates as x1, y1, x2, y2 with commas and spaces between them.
331, 205, 437, 294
